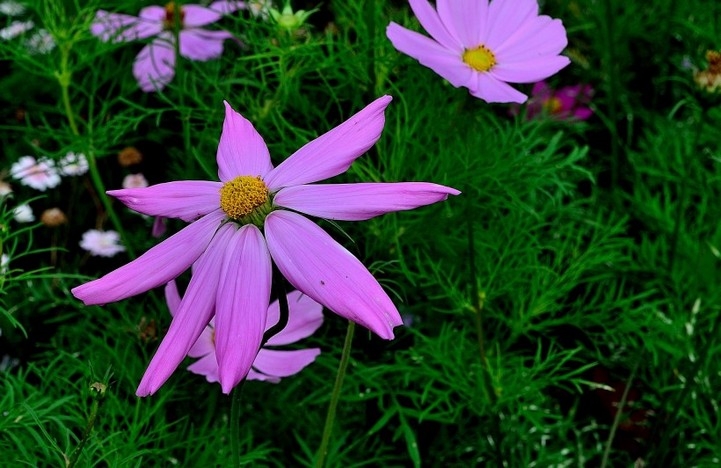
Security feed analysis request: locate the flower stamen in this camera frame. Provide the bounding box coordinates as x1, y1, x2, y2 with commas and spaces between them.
462, 45, 496, 72
219, 176, 272, 225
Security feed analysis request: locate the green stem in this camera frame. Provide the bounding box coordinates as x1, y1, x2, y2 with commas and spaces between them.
66, 399, 100, 468
599, 357, 640, 468
230, 381, 245, 467
314, 321, 355, 468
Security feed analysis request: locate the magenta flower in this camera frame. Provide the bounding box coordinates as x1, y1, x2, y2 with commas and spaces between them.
523, 81, 594, 121
72, 95, 460, 395
91, 1, 243, 92
166, 282, 323, 384
386, 0, 570, 103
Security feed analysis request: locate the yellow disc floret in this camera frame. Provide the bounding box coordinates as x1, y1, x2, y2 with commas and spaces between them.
462, 45, 496, 72
543, 96, 563, 115
219, 176, 271, 223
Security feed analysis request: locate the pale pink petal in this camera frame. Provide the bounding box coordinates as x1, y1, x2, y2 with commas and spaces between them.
108, 181, 221, 222
265, 290, 323, 346
435, 0, 487, 48
265, 211, 402, 339
165, 281, 181, 316
252, 348, 321, 378
386, 23, 473, 89
71, 210, 225, 305
179, 29, 230, 60
133, 33, 176, 92
90, 10, 163, 42
494, 18, 567, 62
485, 0, 538, 49
215, 225, 272, 394
209, 0, 247, 15
408, 0, 462, 50
139, 6, 166, 22
152, 217, 167, 238
264, 96, 392, 191
182, 5, 223, 27
217, 101, 274, 182
470, 73, 528, 104
187, 353, 220, 382
274, 182, 461, 221
247, 369, 280, 383
136, 224, 235, 396
187, 324, 216, 358
491, 56, 570, 84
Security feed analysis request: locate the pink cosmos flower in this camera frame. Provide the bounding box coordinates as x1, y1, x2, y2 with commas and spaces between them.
10, 156, 61, 191
72, 95, 460, 395
386, 0, 570, 103
166, 282, 323, 384
522, 81, 594, 121
91, 1, 244, 92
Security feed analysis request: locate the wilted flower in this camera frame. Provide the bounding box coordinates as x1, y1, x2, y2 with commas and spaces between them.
91, 1, 244, 92
0, 19, 33, 40
122, 173, 149, 189
386, 0, 570, 103
0, 1, 26, 16
80, 229, 125, 257
40, 207, 67, 227
166, 282, 323, 384
58, 152, 89, 176
25, 28, 55, 54
694, 50, 721, 94
12, 203, 34, 223
72, 96, 460, 395
520, 81, 593, 121
118, 146, 143, 166
10, 156, 61, 191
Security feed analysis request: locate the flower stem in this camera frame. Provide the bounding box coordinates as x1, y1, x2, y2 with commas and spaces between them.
67, 381, 107, 468
230, 381, 245, 467
314, 321, 355, 468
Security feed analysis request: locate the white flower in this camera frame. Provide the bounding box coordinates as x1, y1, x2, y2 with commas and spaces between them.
80, 230, 125, 257
25, 28, 54, 54
13, 203, 34, 223
0, 19, 33, 40
0, 181, 11, 196
0, 253, 8, 275
122, 173, 148, 189
249, 0, 273, 19
0, 1, 25, 16
59, 152, 88, 176
10, 156, 61, 191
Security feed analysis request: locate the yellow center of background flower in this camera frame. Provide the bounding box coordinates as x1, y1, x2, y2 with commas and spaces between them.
220, 176, 269, 220
463, 46, 496, 72
543, 97, 563, 114
164, 2, 185, 28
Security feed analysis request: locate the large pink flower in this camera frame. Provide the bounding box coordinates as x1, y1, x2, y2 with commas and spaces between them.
72, 96, 460, 395
166, 282, 323, 385
91, 1, 244, 92
386, 0, 570, 103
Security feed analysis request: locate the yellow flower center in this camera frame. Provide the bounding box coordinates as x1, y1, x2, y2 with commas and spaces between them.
543, 96, 563, 114
219, 176, 271, 224
164, 2, 185, 29
462, 45, 496, 72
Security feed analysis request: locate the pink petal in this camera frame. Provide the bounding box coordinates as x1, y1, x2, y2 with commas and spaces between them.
216, 101, 274, 182
264, 96, 392, 191
265, 210, 402, 339
573, 108, 594, 121
252, 348, 321, 378
408, 0, 463, 51
386, 23, 472, 89
179, 29, 231, 61
139, 6, 166, 22
182, 5, 223, 27
491, 56, 570, 84
494, 18, 568, 62
108, 181, 221, 222
165, 281, 181, 316
187, 324, 216, 358
531, 81, 551, 99
187, 353, 220, 382
214, 225, 272, 394
71, 210, 225, 305
209, 0, 246, 14
470, 73, 528, 103
247, 369, 280, 383
136, 224, 235, 396
485, 0, 538, 49
274, 182, 461, 221
152, 216, 167, 238
133, 33, 176, 92
435, 0, 487, 48
90, 10, 163, 42
265, 290, 323, 346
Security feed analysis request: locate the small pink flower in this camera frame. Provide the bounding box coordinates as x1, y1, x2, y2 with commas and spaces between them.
80, 230, 125, 257
72, 96, 460, 396
10, 156, 61, 191
91, 1, 244, 92
59, 152, 89, 176
122, 173, 149, 189
522, 81, 594, 121
386, 0, 570, 103
166, 282, 323, 384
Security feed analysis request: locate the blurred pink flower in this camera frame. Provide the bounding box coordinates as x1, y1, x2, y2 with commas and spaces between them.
522, 81, 594, 121
59, 152, 89, 176
166, 282, 323, 384
386, 0, 570, 103
91, 1, 244, 92
72, 95, 460, 395
10, 156, 61, 191
122, 173, 149, 189
80, 230, 125, 257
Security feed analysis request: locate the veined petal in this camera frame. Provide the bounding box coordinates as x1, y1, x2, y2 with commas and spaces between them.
209, 1, 246, 15
136, 224, 235, 396
252, 348, 321, 378
90, 10, 162, 42
265, 290, 323, 346
187, 353, 220, 382
133, 33, 176, 92
188, 317, 216, 358
217, 101, 274, 182
264, 96, 392, 191
165, 281, 181, 315
470, 73, 528, 104
139, 6, 165, 22
491, 56, 570, 84
247, 369, 280, 383
265, 211, 402, 339
71, 210, 225, 305
409, 0, 462, 51
386, 23, 473, 89
108, 181, 222, 222
182, 5, 223, 27
485, 0, 538, 49
494, 17, 567, 61
179, 29, 232, 61
435, 0, 487, 48
215, 225, 272, 394
274, 182, 461, 221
